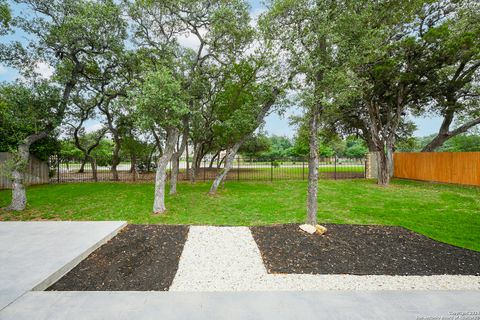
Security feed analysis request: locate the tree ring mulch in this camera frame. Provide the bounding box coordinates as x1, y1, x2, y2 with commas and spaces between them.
47, 224, 189, 291
250, 224, 480, 276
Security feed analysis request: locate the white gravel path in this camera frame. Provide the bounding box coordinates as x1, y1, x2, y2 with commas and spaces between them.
169, 226, 480, 291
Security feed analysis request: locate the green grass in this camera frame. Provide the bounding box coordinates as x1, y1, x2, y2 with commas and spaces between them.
0, 179, 479, 251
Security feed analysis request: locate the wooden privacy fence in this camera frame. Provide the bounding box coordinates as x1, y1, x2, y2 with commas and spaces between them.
394, 152, 480, 186
0, 152, 50, 189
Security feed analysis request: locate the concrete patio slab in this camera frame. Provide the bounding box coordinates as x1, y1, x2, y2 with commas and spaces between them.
1, 290, 479, 320
0, 221, 126, 311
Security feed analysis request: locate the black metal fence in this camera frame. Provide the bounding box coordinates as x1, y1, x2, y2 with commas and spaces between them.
48, 155, 366, 184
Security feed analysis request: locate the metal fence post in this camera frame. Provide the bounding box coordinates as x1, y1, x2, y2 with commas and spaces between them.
270, 158, 273, 182
203, 158, 206, 181
55, 154, 60, 183
364, 158, 367, 178
57, 155, 60, 184
334, 156, 337, 180
302, 158, 305, 180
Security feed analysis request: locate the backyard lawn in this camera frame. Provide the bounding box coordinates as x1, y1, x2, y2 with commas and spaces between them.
0, 179, 479, 251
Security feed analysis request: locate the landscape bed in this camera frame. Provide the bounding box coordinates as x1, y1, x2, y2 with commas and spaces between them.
250, 224, 480, 276
46, 223, 480, 292
47, 225, 189, 291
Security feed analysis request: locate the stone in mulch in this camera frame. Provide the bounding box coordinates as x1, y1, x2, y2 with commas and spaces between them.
47, 225, 189, 291
250, 224, 480, 276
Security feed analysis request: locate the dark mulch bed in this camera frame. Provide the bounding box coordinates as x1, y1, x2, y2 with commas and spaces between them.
47, 225, 189, 291
250, 224, 480, 276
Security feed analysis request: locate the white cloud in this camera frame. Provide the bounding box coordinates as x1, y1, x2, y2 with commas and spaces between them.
34, 61, 54, 79
84, 121, 104, 133
13, 61, 54, 82
177, 32, 201, 51
177, 27, 209, 53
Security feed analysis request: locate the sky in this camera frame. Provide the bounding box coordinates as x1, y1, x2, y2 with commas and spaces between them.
0, 0, 443, 138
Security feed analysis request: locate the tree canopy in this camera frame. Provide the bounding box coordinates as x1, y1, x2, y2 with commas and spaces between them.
0, 0, 478, 217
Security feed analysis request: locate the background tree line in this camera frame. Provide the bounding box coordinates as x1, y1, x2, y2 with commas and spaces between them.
239, 133, 368, 159
0, 0, 478, 228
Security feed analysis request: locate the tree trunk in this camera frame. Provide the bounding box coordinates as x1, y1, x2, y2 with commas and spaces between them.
189, 148, 205, 183
111, 141, 120, 181
422, 116, 480, 152
90, 157, 98, 182
365, 97, 397, 186
366, 135, 378, 152
153, 128, 179, 214
193, 143, 208, 183
185, 141, 190, 180
376, 149, 390, 186
195, 153, 203, 180
73, 126, 105, 176
146, 145, 156, 172
170, 133, 187, 195
209, 144, 241, 195
7, 132, 48, 211
217, 154, 226, 168
209, 151, 219, 168
8, 144, 29, 211
170, 157, 179, 195
190, 145, 197, 183
130, 154, 136, 173
9, 167, 27, 211
386, 143, 394, 178
306, 107, 320, 226
423, 109, 454, 152
78, 156, 87, 173
6, 53, 77, 211
422, 134, 449, 152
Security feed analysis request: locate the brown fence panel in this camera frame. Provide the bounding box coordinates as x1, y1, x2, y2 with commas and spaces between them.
0, 152, 50, 189
394, 152, 480, 186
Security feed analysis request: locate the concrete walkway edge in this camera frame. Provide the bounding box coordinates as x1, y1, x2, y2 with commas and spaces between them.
0, 221, 127, 311
2, 290, 479, 320
31, 222, 127, 291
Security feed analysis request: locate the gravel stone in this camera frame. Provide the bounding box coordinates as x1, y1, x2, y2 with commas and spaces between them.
170, 226, 480, 291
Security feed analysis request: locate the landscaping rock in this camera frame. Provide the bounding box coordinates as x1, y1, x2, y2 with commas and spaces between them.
299, 224, 316, 234
315, 225, 328, 235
